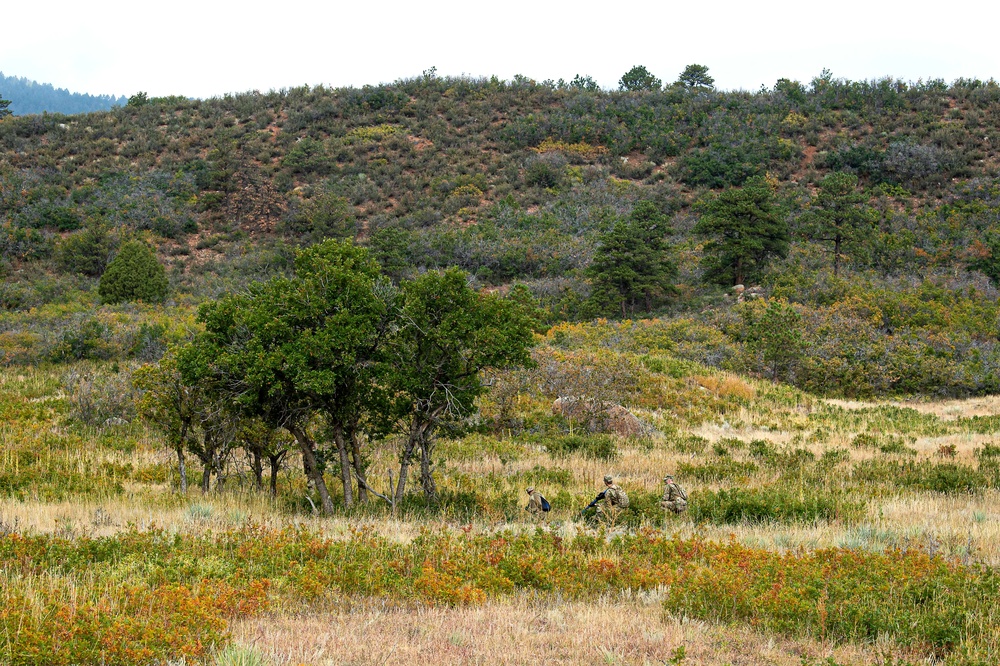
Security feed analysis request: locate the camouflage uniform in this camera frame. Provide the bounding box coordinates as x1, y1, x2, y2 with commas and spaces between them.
659, 476, 687, 514
597, 476, 629, 513
525, 487, 547, 514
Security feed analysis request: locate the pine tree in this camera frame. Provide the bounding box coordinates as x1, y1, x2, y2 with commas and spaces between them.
694, 176, 789, 286
98, 240, 169, 304
799, 172, 874, 276
619, 66, 662, 92
587, 201, 677, 317
0, 91, 12, 118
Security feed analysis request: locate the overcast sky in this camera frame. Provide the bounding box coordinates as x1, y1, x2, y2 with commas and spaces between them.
3, 0, 999, 99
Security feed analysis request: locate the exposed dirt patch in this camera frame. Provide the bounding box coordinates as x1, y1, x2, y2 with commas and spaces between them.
619, 151, 647, 165
408, 135, 434, 151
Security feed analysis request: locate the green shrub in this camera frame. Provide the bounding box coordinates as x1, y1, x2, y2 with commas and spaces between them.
98, 241, 169, 304
689, 487, 860, 525
525, 159, 562, 189
748, 439, 777, 460
544, 434, 618, 461
976, 443, 1000, 459
677, 459, 758, 482
519, 465, 573, 487
672, 434, 707, 454
853, 460, 990, 493
56, 223, 119, 276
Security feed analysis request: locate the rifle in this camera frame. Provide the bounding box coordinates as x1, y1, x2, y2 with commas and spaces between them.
580, 490, 607, 515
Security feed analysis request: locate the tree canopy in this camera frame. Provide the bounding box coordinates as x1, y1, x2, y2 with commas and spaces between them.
676, 64, 715, 88
587, 201, 677, 317
175, 240, 535, 513
798, 172, 875, 276
619, 66, 662, 92
694, 176, 789, 286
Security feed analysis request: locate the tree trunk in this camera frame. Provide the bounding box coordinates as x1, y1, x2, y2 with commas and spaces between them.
833, 235, 842, 277
349, 429, 368, 503
268, 456, 281, 496
175, 445, 187, 494
251, 450, 264, 492
394, 420, 424, 505
419, 437, 438, 502
289, 425, 336, 515
214, 450, 226, 492
200, 460, 211, 493
332, 424, 354, 508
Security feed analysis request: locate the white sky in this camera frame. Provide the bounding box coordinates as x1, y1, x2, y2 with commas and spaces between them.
3, 0, 999, 99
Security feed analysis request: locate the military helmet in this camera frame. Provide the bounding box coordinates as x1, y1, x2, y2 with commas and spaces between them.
603, 475, 613, 484
526, 486, 535, 493
664, 474, 674, 481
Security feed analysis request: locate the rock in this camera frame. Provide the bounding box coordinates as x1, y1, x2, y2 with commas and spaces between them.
552, 396, 648, 437
734, 284, 764, 303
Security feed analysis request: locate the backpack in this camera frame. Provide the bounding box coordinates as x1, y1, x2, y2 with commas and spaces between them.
540, 496, 551, 512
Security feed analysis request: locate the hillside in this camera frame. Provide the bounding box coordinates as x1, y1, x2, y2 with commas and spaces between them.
0, 72, 127, 116
3, 69, 1000, 397
5, 68, 1000, 665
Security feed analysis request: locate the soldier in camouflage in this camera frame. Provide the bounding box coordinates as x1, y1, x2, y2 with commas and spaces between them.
525, 486, 546, 514
659, 474, 687, 514
598, 475, 629, 512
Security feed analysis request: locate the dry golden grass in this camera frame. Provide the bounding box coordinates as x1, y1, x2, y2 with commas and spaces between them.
827, 395, 1000, 420
230, 596, 885, 666
689, 373, 756, 401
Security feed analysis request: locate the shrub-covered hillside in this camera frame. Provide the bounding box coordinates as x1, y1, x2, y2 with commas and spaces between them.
4, 67, 1000, 397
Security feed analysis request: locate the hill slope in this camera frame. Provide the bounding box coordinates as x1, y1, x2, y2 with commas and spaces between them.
2, 70, 1000, 397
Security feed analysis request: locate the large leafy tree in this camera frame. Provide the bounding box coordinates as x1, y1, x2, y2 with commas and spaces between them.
390, 268, 535, 503
694, 177, 789, 286
180, 240, 395, 512
799, 172, 874, 276
134, 349, 236, 494
587, 201, 677, 317
619, 66, 661, 92
134, 352, 195, 494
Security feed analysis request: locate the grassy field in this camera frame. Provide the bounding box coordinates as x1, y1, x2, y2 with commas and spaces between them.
3, 321, 1000, 665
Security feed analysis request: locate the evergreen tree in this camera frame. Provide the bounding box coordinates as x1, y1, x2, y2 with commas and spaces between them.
98, 240, 169, 304
0, 91, 11, 118
676, 64, 715, 88
799, 172, 874, 276
694, 177, 788, 286
587, 201, 677, 317
619, 66, 662, 92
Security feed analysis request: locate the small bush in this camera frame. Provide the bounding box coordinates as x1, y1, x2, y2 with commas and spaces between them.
525, 158, 562, 189
545, 434, 618, 461
98, 240, 169, 304
672, 434, 707, 454
677, 459, 758, 482
63, 366, 137, 427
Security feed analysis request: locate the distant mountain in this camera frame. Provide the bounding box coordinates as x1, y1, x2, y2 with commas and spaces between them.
0, 72, 127, 116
